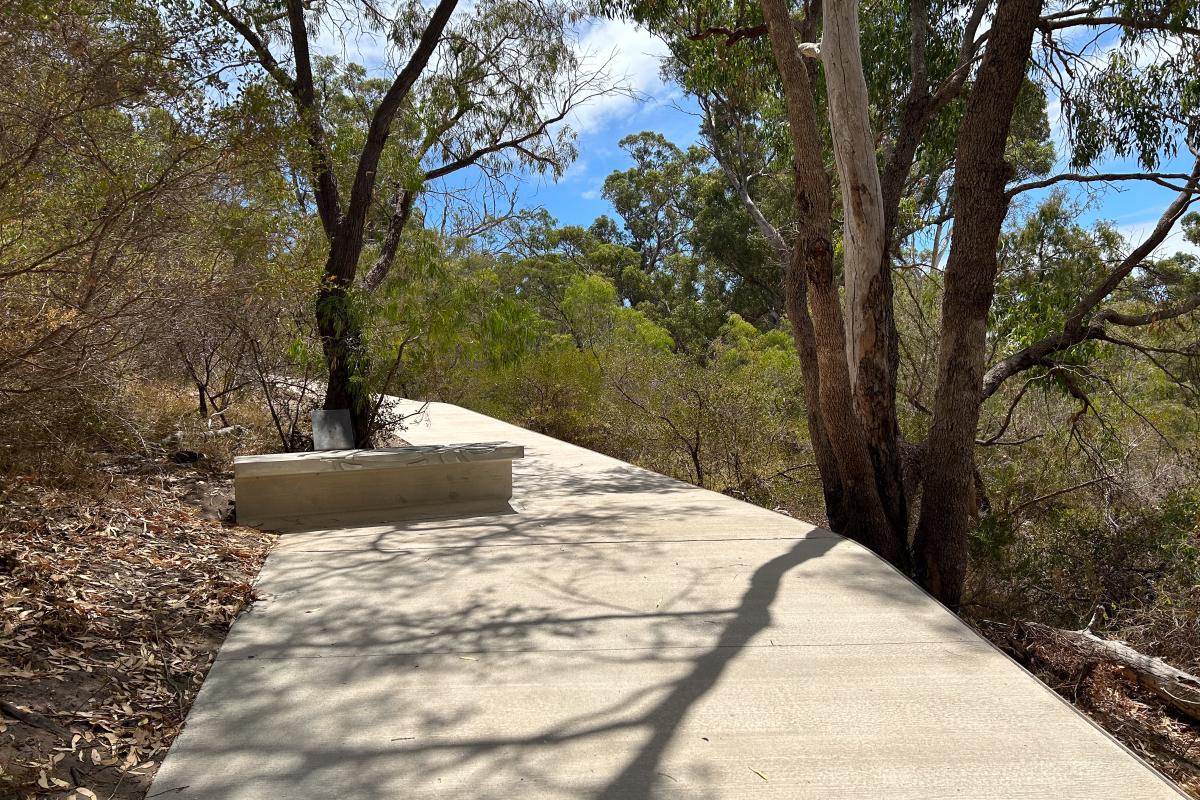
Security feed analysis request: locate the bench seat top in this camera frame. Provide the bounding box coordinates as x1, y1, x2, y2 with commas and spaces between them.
234, 441, 524, 478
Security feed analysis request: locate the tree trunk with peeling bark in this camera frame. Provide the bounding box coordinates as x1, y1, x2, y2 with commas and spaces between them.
762, 0, 910, 570
821, 0, 910, 550
746, 0, 1195, 610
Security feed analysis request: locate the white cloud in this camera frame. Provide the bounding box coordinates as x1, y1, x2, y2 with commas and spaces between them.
1116, 217, 1200, 258
304, 11, 679, 138
581, 188, 600, 200
568, 18, 672, 134
310, 18, 392, 73
558, 156, 591, 185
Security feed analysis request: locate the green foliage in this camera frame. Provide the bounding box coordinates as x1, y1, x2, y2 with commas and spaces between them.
1007, 80, 1057, 180
1064, 37, 1200, 170
972, 454, 1200, 663
993, 194, 1122, 352
602, 133, 700, 271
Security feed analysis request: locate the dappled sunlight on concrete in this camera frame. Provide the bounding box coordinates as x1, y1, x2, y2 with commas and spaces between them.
149, 401, 1184, 799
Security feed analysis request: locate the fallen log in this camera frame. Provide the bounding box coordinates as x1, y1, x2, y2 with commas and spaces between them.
161, 425, 247, 448
1023, 621, 1200, 723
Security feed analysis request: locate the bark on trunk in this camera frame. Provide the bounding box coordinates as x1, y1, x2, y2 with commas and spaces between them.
783, 247, 850, 532
316, 281, 373, 447
822, 0, 909, 545
762, 0, 909, 570
362, 188, 416, 292
710, 135, 850, 530
911, 0, 1043, 608
822, 0, 886, 394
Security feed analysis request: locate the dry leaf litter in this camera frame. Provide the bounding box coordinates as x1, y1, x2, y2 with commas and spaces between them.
0, 459, 273, 800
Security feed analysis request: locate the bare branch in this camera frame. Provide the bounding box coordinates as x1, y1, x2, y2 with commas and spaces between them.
1093, 293, 1200, 327
978, 372, 1049, 444
1004, 474, 1114, 517
1008, 171, 1197, 197
202, 0, 297, 93
1038, 13, 1200, 37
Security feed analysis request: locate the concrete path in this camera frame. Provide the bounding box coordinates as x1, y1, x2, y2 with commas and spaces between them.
151, 401, 1184, 799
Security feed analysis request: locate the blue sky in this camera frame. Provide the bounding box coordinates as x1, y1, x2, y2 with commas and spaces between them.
516, 19, 698, 227
541, 19, 1198, 258
315, 15, 1197, 258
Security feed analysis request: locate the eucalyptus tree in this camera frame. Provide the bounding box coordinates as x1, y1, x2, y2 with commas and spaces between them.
201, 0, 624, 443
605, 0, 1200, 606
603, 132, 702, 277
590, 133, 780, 347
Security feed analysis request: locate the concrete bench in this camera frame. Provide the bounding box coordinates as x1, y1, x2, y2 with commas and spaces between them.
234, 442, 524, 530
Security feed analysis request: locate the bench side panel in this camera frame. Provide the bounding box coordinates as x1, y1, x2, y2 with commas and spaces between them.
235, 459, 513, 529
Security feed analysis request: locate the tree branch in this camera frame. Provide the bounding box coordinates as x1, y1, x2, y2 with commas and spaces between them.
687, 23, 768, 45
1008, 171, 1197, 197
423, 106, 570, 182
284, 0, 344, 239
360, 188, 416, 292
203, 0, 297, 92
328, 0, 459, 282
1005, 474, 1114, 517
982, 162, 1200, 398
1038, 13, 1200, 37
1092, 293, 1200, 327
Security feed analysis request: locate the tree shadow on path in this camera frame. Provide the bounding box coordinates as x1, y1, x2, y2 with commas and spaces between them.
590, 535, 838, 799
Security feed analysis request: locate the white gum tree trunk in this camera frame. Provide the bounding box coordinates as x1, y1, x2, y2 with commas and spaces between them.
816, 0, 887, 392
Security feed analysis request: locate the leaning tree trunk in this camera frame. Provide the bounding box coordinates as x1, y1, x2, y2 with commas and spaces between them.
912, 0, 1044, 608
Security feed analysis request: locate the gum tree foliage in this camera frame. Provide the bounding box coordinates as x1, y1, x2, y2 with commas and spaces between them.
602, 132, 702, 277
198, 0, 623, 443
594, 0, 1200, 606
488, 186, 762, 355
579, 132, 785, 350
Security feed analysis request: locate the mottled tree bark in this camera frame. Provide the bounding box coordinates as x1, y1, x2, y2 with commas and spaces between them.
762, 0, 909, 570
912, 0, 1044, 608
822, 0, 909, 545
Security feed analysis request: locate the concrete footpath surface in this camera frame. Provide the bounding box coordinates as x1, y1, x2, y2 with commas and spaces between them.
151, 400, 1185, 799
